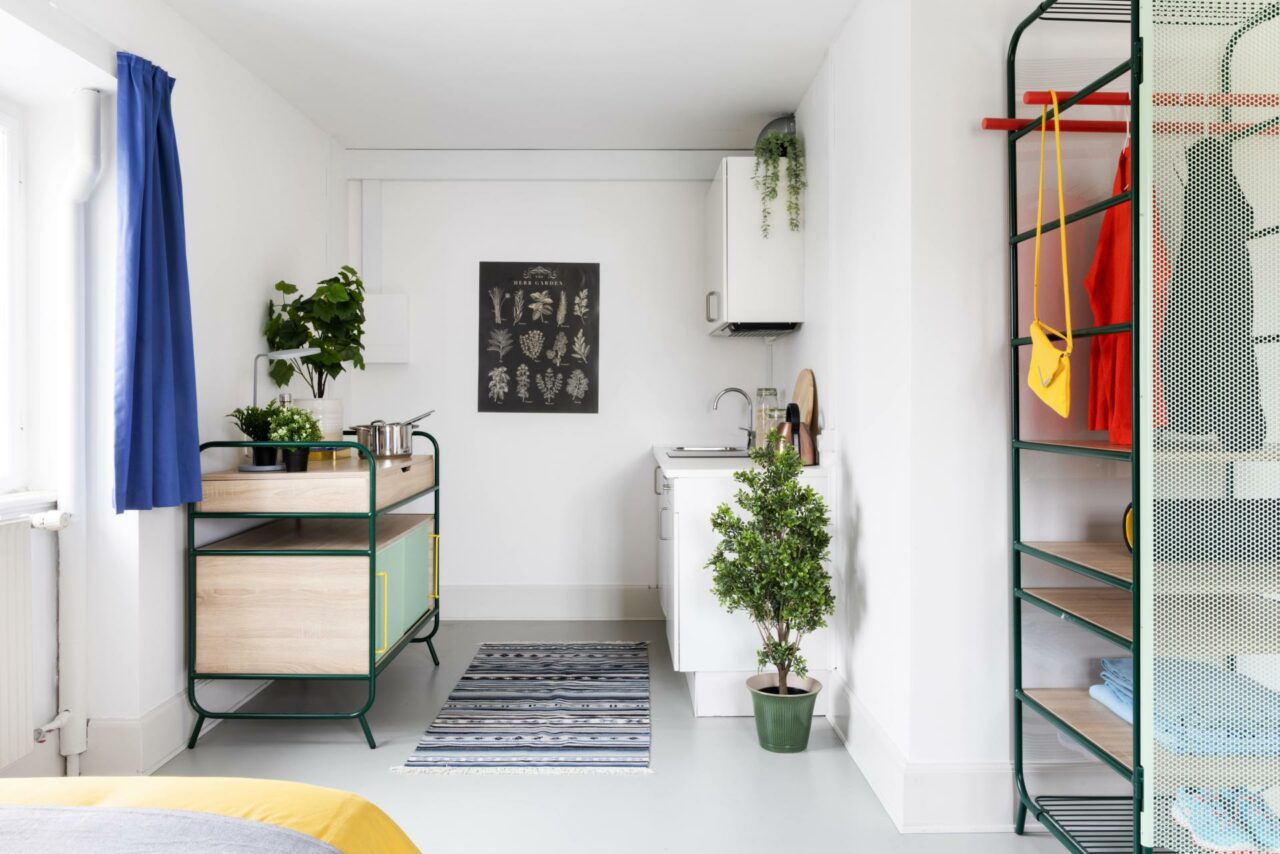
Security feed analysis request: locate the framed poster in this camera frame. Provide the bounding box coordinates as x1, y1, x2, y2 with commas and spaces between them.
478, 262, 600, 413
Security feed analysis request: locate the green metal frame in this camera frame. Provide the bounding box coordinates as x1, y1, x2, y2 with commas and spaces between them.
1005, 2, 1145, 853
185, 431, 441, 750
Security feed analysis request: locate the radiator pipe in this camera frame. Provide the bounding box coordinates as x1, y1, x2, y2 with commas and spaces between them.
57, 88, 102, 777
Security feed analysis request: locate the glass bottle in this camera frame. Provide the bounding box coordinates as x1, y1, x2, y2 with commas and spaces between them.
755, 387, 780, 448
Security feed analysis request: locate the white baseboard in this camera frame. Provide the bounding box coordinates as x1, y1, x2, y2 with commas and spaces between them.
443, 584, 661, 621
82, 680, 269, 776
826, 671, 1125, 834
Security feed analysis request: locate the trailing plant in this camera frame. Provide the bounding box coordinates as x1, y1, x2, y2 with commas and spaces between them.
268, 405, 323, 443
706, 432, 833, 695
227, 402, 280, 442
753, 131, 807, 237
264, 266, 367, 398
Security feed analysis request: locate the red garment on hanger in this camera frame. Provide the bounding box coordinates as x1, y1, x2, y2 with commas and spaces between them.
1084, 145, 1134, 445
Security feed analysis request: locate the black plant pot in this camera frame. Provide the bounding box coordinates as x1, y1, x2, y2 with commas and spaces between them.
251, 446, 279, 468
283, 448, 310, 473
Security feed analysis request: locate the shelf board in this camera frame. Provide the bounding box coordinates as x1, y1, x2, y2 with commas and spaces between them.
200, 514, 433, 553
1015, 439, 1131, 460
1022, 587, 1132, 646
1020, 541, 1134, 588
1022, 688, 1133, 773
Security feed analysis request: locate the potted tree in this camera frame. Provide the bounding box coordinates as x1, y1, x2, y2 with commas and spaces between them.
707, 431, 834, 752
263, 266, 367, 448
228, 402, 281, 467
269, 405, 323, 472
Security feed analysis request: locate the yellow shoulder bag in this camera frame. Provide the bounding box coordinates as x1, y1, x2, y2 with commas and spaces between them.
1027, 90, 1073, 418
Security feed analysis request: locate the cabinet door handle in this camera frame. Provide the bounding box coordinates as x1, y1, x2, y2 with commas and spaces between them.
705, 291, 719, 323
653, 465, 663, 495
658, 506, 671, 541
375, 571, 389, 655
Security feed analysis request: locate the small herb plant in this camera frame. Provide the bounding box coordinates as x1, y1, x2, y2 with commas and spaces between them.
707, 431, 834, 695
753, 131, 807, 237
264, 266, 367, 398
228, 402, 280, 442
268, 405, 323, 444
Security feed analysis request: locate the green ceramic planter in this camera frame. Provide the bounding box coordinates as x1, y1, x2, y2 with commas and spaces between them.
747, 673, 821, 753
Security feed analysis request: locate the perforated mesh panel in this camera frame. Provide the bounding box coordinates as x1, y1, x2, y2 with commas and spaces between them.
1149, 3, 1280, 852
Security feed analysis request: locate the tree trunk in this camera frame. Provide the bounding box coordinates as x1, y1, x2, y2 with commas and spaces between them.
777, 665, 789, 696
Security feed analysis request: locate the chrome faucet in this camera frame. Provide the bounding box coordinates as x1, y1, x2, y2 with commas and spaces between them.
713, 387, 755, 449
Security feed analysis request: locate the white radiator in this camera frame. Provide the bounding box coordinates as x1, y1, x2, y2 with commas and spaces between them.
0, 519, 32, 768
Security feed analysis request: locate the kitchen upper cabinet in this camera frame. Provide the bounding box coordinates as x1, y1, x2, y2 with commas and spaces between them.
703, 156, 804, 336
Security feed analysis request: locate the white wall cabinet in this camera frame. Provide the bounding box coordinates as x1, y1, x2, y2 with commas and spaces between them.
654, 450, 830, 715
703, 157, 804, 336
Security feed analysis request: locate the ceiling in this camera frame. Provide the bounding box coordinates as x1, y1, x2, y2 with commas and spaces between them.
161, 0, 854, 149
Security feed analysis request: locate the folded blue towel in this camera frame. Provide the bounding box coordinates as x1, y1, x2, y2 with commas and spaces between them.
1090, 683, 1133, 724
1154, 659, 1280, 757
1101, 657, 1132, 690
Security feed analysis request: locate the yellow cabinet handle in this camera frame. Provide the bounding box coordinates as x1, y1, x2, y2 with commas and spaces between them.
430, 533, 440, 602
375, 571, 389, 654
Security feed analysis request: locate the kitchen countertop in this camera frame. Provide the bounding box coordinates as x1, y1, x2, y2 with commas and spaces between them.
653, 446, 829, 479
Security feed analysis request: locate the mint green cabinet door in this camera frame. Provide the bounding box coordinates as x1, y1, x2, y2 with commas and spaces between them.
399, 524, 432, 637
374, 537, 406, 658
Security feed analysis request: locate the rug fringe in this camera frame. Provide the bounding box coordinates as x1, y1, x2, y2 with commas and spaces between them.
391, 765, 653, 776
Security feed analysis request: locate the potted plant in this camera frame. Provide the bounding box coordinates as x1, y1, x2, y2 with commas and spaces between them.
269, 405, 323, 472
707, 431, 834, 752
228, 402, 281, 467
754, 130, 807, 238
263, 265, 367, 446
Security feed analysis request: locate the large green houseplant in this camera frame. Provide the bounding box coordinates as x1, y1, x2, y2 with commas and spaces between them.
263, 265, 366, 445
707, 431, 834, 752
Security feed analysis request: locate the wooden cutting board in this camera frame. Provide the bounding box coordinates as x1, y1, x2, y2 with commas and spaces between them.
792, 369, 818, 435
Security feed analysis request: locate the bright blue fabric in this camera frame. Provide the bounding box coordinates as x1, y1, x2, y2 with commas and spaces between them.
113, 52, 202, 511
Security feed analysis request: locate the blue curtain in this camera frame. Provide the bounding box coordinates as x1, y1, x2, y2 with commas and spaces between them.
114, 52, 202, 511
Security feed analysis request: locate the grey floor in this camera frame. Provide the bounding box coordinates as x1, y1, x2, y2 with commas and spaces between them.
159, 621, 1059, 853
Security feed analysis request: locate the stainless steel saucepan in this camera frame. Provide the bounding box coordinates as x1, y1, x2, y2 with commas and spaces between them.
351, 409, 434, 458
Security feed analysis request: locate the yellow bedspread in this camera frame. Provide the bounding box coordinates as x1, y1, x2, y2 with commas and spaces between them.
0, 776, 419, 854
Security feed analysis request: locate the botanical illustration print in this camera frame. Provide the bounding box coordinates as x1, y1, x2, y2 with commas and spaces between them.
572, 328, 590, 364
515, 364, 531, 403
566, 369, 589, 403
536, 368, 563, 404
487, 366, 509, 401
479, 262, 598, 413
487, 328, 513, 362
529, 290, 553, 323
488, 287, 507, 324
546, 331, 568, 367
512, 290, 525, 326
519, 329, 545, 360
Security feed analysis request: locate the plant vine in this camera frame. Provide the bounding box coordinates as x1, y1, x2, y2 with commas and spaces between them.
753, 131, 807, 237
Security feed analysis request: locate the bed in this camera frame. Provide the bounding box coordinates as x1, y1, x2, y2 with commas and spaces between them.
0, 776, 419, 853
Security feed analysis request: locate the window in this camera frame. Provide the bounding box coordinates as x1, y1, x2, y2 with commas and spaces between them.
0, 111, 23, 493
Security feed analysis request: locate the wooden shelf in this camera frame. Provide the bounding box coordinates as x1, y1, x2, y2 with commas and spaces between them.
202, 514, 433, 552
1024, 587, 1132, 643
1023, 687, 1133, 771
1021, 541, 1134, 586
197, 454, 435, 514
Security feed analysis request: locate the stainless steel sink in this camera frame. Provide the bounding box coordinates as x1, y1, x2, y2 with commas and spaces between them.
667, 446, 750, 458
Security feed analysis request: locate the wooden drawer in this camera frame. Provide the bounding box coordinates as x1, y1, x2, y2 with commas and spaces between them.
196, 515, 433, 675
197, 454, 435, 514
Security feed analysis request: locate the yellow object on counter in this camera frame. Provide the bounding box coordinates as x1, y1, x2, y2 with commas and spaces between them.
0, 776, 420, 854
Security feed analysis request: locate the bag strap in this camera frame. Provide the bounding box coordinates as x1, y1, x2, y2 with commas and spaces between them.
1032, 90, 1073, 353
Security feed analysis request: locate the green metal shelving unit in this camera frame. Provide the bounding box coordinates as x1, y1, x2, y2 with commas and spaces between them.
1005, 2, 1151, 852
184, 431, 441, 750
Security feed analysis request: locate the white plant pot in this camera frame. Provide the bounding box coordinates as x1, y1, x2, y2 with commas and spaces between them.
294, 397, 345, 452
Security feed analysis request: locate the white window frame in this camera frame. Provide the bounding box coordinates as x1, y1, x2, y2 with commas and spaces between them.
0, 105, 26, 494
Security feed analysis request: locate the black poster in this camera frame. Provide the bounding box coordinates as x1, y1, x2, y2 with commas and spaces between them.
477, 262, 600, 413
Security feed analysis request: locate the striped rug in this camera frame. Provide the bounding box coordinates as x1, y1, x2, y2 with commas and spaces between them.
399, 641, 651, 774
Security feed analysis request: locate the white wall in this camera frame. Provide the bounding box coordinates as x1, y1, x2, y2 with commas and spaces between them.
356, 163, 768, 618
776, 0, 1134, 832
1, 0, 336, 773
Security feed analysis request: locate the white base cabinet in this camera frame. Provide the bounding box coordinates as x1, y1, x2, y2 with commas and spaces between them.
654, 449, 831, 717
